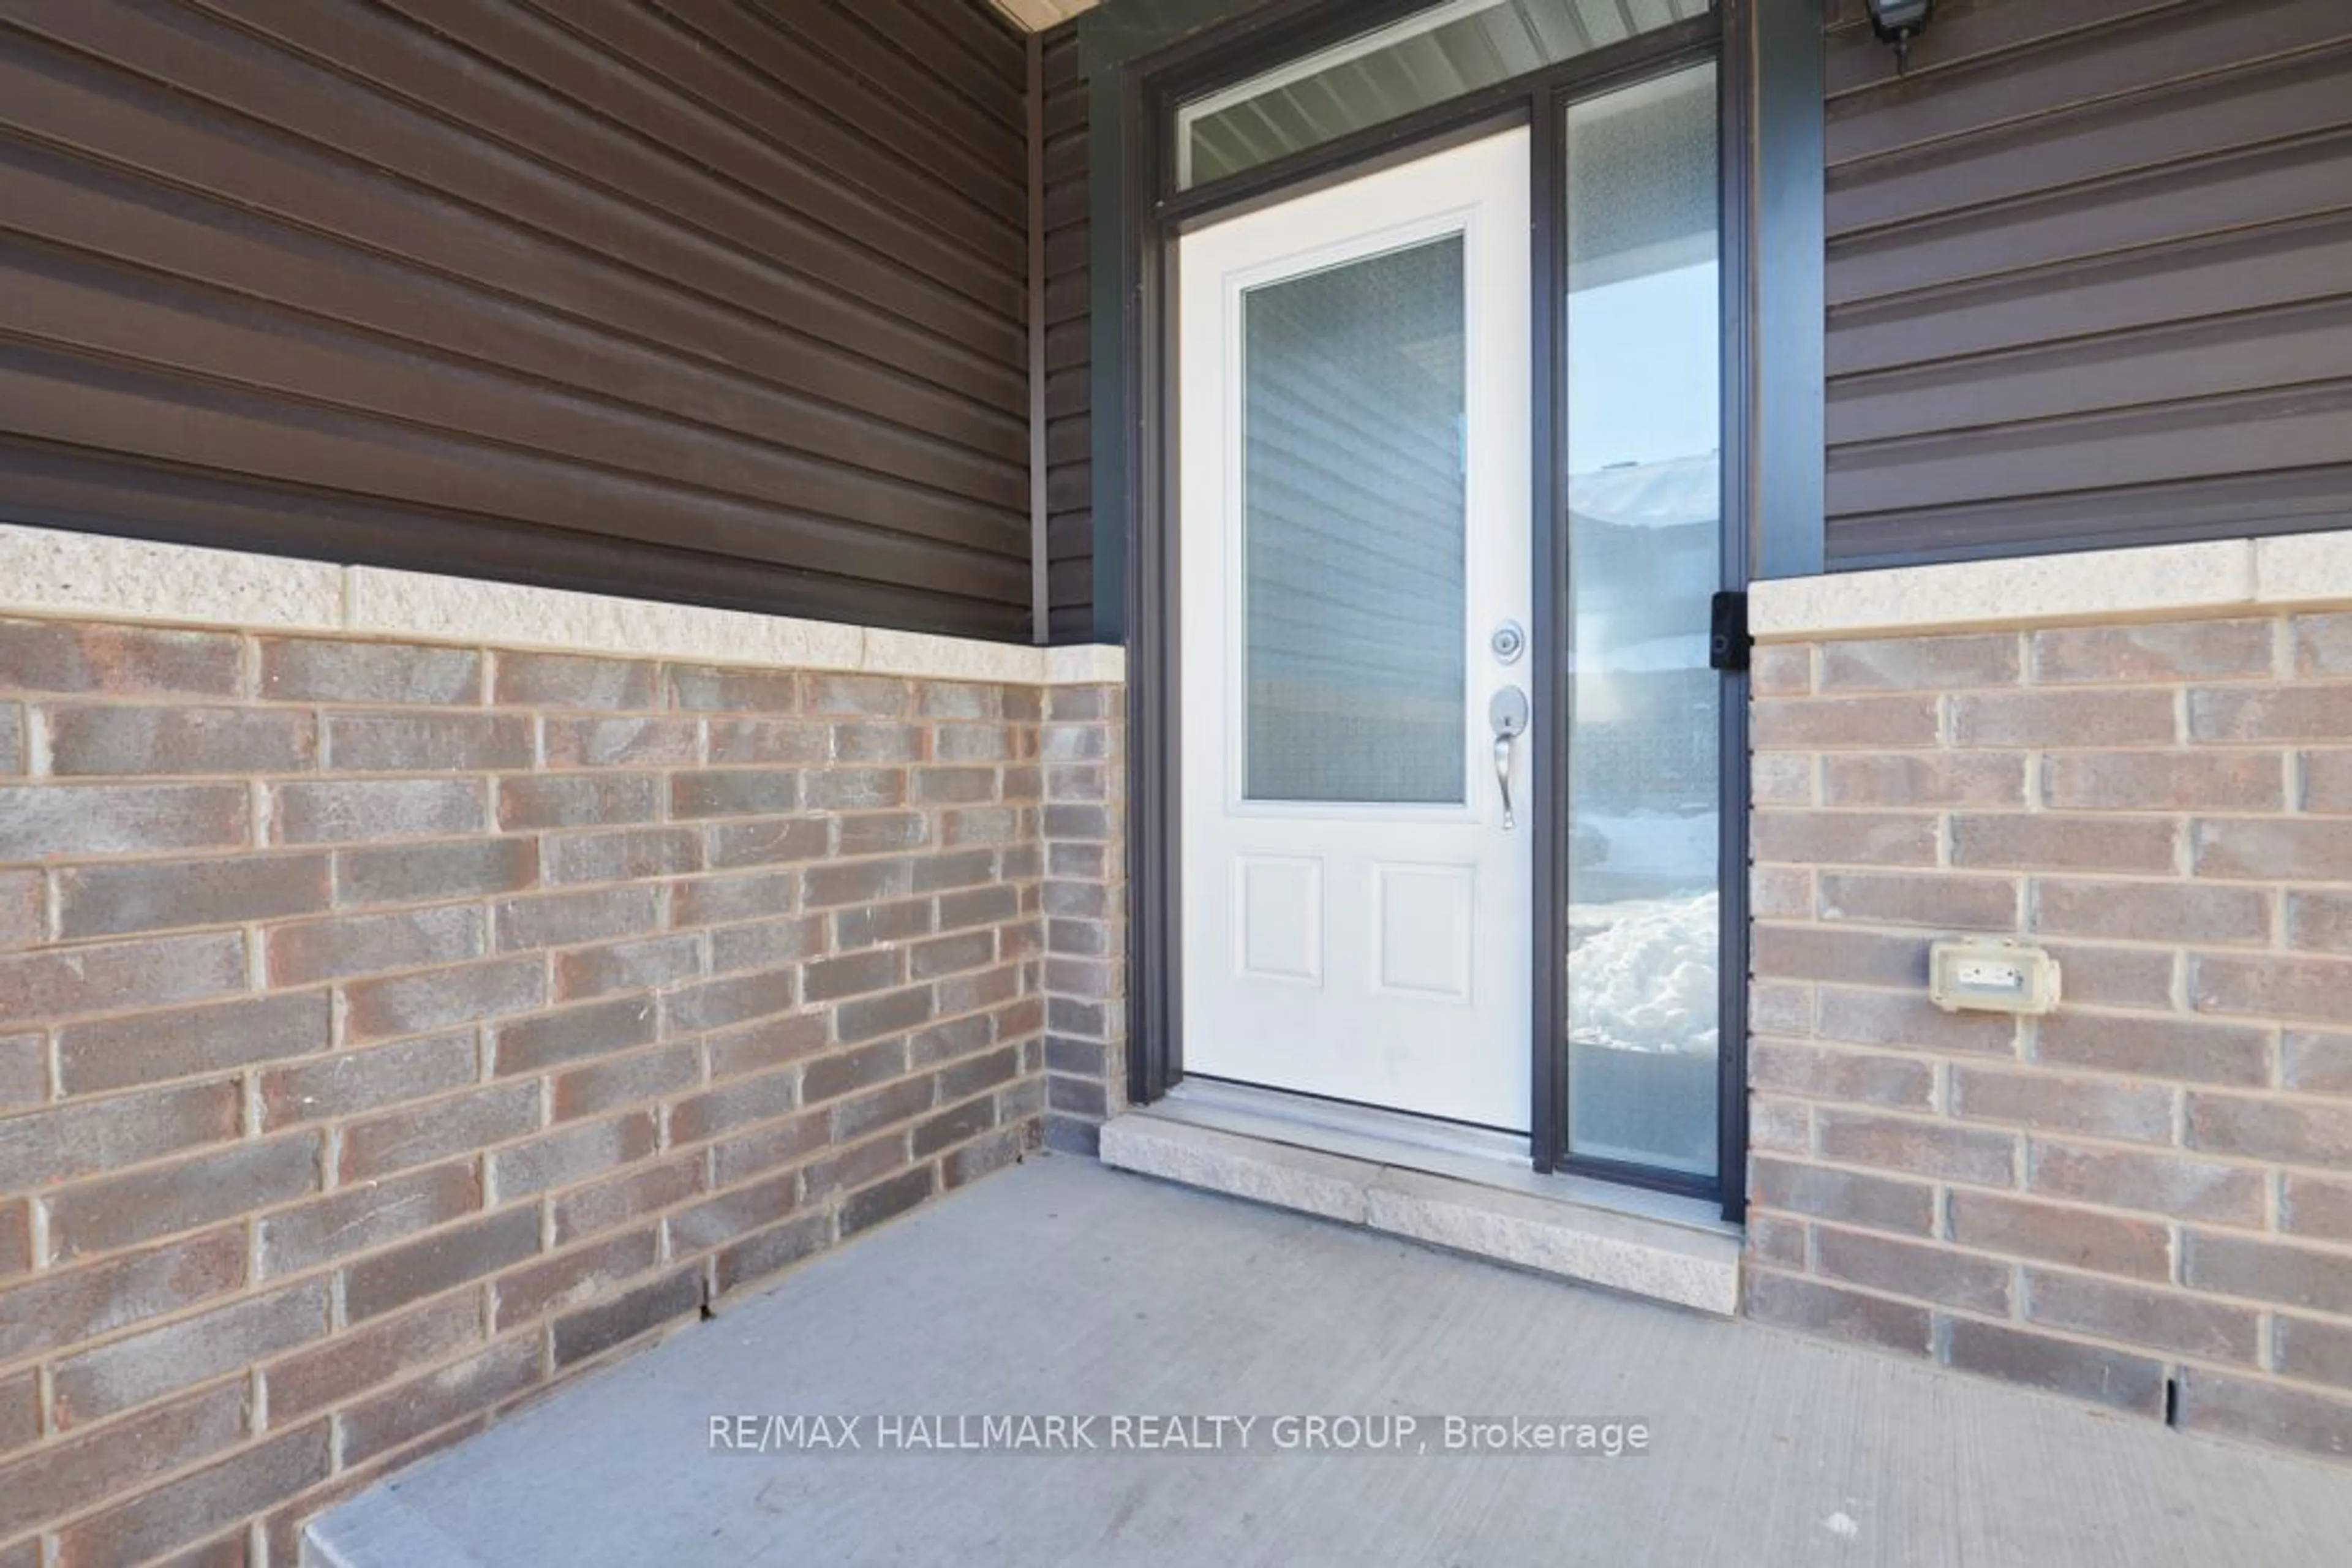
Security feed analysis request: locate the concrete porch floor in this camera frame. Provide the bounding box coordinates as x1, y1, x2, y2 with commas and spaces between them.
307, 1156, 2351, 1567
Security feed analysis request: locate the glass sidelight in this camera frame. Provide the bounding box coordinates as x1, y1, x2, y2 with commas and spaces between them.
1559, 62, 1723, 1179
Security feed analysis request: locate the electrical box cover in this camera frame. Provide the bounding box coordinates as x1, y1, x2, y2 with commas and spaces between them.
1928, 937, 2061, 1016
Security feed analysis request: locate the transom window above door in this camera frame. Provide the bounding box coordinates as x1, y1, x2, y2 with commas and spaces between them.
1172, 0, 1714, 189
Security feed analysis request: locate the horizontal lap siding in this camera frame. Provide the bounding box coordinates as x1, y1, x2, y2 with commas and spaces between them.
0, 0, 1035, 640
1824, 0, 2352, 567
1041, 23, 1095, 644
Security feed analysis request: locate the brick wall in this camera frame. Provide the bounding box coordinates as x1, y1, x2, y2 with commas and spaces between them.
1040, 682, 1128, 1151
1745, 609, 2352, 1463
0, 612, 1123, 1564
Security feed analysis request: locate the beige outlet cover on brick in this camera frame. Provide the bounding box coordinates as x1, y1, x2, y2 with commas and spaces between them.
1928, 937, 2061, 1016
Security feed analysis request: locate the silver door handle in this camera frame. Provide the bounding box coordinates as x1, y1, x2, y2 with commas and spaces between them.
1488, 686, 1529, 831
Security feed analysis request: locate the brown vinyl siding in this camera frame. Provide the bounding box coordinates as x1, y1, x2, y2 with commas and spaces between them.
0, 0, 1034, 640
1823, 0, 2352, 568
1041, 22, 1097, 643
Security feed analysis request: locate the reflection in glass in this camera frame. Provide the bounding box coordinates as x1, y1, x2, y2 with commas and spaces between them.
1175, 0, 1713, 190
1561, 63, 1722, 1177
1242, 236, 1466, 805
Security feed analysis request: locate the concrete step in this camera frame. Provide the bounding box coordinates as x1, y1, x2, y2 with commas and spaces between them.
1098, 1110, 1743, 1316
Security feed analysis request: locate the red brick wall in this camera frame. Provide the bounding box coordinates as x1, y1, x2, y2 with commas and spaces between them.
0, 616, 1124, 1562
1746, 611, 2352, 1463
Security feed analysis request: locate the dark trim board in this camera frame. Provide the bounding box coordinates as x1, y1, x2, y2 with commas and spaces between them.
1125, 64, 1180, 1109
1529, 85, 1566, 1177
1028, 30, 1053, 645
1752, 0, 1827, 581
1714, 0, 1777, 1221
1091, 0, 1812, 1218
1120, 40, 1175, 1108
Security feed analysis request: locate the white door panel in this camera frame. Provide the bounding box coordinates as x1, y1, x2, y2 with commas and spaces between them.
1178, 129, 1531, 1132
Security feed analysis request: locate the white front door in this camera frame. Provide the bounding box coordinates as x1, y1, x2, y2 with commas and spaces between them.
1177, 129, 1532, 1133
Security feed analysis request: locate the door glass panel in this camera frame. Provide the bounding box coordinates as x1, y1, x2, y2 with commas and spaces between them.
1561, 63, 1721, 1177
1175, 0, 1713, 190
1241, 235, 1465, 805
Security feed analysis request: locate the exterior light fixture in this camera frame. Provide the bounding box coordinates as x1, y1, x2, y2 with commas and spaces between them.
1866, 0, 1934, 74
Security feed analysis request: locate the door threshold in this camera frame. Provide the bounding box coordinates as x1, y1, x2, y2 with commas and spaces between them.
1101, 1084, 1741, 1317
1161, 1079, 1733, 1235
1166, 1077, 1533, 1166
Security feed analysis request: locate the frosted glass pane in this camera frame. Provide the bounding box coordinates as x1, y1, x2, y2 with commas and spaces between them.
1561, 64, 1722, 1178
1175, 0, 1715, 190
1241, 236, 1465, 805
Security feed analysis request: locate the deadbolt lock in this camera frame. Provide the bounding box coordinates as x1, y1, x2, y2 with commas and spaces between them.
1490, 620, 1526, 664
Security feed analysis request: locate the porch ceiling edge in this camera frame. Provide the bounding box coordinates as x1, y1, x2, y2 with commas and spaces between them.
0, 522, 1125, 685
1751, 526, 2352, 642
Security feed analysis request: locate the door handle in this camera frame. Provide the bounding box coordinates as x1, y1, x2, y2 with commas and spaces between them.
1488, 686, 1529, 831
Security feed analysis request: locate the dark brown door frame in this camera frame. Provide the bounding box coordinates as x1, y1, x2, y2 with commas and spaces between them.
1091, 0, 1823, 1221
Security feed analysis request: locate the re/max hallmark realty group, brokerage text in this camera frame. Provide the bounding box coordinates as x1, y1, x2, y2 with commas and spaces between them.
707, 1414, 1654, 1457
